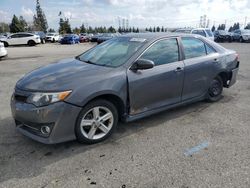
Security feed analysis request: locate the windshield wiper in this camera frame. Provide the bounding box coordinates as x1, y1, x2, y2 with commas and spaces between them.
75, 57, 96, 65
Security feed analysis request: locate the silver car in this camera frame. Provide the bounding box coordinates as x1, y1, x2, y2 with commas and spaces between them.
11, 33, 239, 144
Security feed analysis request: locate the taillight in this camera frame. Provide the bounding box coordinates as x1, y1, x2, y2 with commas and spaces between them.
236, 53, 239, 62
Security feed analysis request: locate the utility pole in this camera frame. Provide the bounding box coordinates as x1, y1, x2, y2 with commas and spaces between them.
244, 16, 247, 28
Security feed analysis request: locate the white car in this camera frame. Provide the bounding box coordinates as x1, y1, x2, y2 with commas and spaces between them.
0, 33, 41, 47
45, 33, 60, 42
191, 28, 214, 41
0, 42, 7, 59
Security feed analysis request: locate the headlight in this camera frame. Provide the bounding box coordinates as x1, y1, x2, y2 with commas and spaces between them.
27, 90, 72, 107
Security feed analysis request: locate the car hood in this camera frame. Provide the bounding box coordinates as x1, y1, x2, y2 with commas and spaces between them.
16, 58, 114, 91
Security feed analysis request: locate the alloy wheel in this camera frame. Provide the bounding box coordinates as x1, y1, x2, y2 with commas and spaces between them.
80, 106, 114, 140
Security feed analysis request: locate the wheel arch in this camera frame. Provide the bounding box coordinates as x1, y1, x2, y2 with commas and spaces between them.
81, 93, 127, 121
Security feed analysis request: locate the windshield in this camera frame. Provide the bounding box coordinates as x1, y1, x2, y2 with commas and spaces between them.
47, 33, 54, 36
205, 29, 213, 37
242, 30, 250, 34
77, 37, 146, 67
218, 30, 227, 35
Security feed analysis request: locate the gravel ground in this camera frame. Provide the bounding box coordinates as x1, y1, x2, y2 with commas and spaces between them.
0, 42, 249, 188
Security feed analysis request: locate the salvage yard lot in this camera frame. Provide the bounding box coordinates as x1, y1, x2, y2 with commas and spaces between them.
0, 42, 250, 188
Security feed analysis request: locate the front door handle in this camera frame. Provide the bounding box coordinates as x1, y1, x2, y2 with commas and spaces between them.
174, 67, 183, 72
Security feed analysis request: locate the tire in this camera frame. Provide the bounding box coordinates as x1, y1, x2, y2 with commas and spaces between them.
3, 42, 8, 47
28, 40, 35, 46
207, 76, 223, 102
75, 99, 118, 144
239, 37, 244, 43
52, 38, 55, 43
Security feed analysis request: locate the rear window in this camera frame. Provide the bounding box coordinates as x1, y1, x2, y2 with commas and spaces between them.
182, 37, 206, 59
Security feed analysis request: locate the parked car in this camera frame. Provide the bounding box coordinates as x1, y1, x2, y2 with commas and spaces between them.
232, 29, 250, 42
11, 33, 239, 144
0, 42, 7, 59
90, 33, 102, 42
0, 32, 41, 47
32, 31, 46, 44
60, 34, 80, 44
191, 28, 214, 41
174, 29, 192, 33
46, 33, 60, 42
214, 30, 232, 42
79, 33, 90, 42
97, 33, 116, 44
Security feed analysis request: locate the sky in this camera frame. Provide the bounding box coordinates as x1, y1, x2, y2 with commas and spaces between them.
0, 0, 250, 30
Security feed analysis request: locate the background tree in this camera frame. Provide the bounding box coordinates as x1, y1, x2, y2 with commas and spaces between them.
9, 15, 22, 33
211, 25, 215, 32
136, 27, 139, 33
19, 16, 28, 31
153, 27, 156, 32
73, 27, 80, 34
80, 24, 86, 33
48, 28, 55, 32
156, 26, 160, 32
161, 26, 164, 32
59, 18, 72, 34
245, 23, 250, 29
108, 26, 116, 33
0, 22, 10, 33
217, 24, 225, 30
228, 26, 233, 32
149, 27, 152, 32
33, 0, 48, 32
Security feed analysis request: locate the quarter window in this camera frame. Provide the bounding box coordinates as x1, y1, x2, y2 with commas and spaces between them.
140, 38, 179, 66
205, 44, 216, 54
182, 37, 206, 59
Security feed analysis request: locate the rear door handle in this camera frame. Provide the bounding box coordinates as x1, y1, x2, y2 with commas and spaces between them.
174, 67, 183, 72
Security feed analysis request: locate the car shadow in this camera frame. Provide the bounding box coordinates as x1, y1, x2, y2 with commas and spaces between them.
0, 100, 212, 183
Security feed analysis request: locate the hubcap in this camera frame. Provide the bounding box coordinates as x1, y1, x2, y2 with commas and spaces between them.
80, 106, 114, 140
209, 80, 222, 97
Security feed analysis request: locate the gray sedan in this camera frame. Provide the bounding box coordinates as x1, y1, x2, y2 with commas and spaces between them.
11, 33, 239, 144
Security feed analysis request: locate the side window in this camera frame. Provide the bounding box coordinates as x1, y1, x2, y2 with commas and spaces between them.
205, 43, 216, 54
140, 38, 179, 66
10, 34, 19, 38
182, 37, 206, 59
196, 30, 206, 37
19, 34, 32, 38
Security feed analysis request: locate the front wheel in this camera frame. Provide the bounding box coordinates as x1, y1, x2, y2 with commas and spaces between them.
75, 99, 118, 144
239, 37, 244, 43
207, 76, 223, 102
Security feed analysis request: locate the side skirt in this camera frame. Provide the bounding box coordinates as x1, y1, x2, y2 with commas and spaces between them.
123, 94, 206, 123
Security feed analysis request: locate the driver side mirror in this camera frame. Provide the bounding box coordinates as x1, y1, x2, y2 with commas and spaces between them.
131, 59, 154, 71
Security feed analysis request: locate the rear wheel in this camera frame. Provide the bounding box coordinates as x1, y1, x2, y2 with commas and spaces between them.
239, 37, 244, 43
75, 99, 118, 144
28, 40, 35, 46
207, 76, 223, 102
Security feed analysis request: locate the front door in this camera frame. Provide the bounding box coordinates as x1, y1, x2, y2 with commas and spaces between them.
127, 38, 184, 115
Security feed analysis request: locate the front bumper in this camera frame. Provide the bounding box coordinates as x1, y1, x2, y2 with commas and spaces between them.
10, 89, 82, 144
0, 48, 7, 57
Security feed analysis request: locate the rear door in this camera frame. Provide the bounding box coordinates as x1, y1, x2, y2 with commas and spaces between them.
127, 38, 184, 115
181, 37, 219, 100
